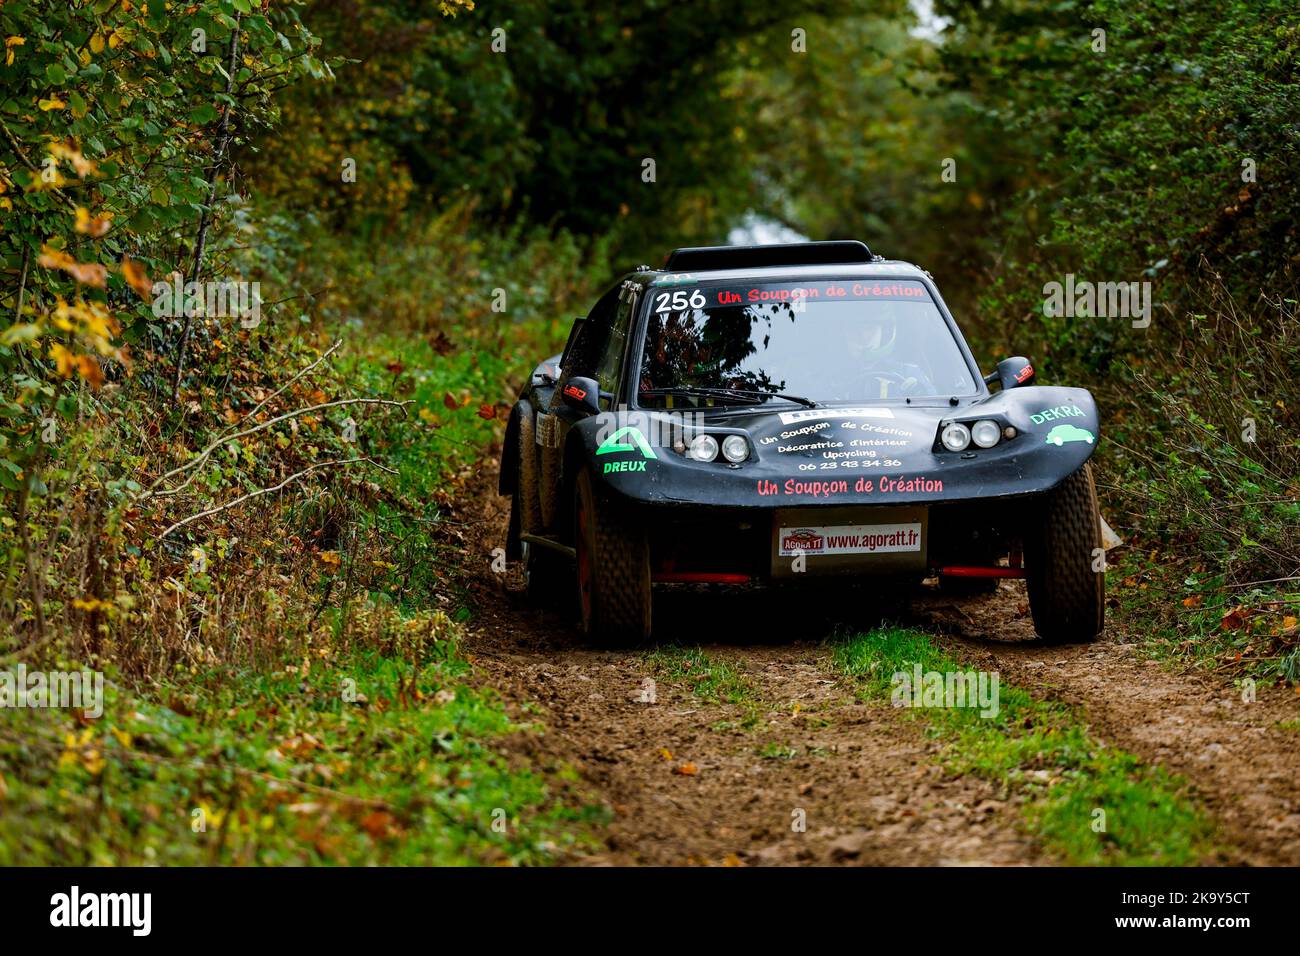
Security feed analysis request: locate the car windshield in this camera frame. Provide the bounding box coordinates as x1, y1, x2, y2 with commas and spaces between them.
636, 278, 977, 407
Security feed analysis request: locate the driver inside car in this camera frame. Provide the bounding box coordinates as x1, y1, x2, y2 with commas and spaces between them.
830, 312, 935, 399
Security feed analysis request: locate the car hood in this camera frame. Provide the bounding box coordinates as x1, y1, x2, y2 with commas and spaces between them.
577, 386, 1099, 509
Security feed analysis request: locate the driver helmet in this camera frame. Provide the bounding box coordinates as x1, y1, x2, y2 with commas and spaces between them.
847, 313, 898, 361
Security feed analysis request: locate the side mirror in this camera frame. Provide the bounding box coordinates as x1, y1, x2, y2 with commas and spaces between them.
561, 376, 602, 415
984, 356, 1035, 391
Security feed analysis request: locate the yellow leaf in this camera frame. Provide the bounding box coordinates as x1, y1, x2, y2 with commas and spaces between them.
74, 354, 105, 390
48, 342, 75, 378
48, 141, 95, 178
38, 244, 106, 287
38, 246, 74, 271
82, 748, 105, 776
75, 206, 113, 237
39, 97, 66, 112
120, 256, 152, 299
4, 36, 23, 67
90, 32, 105, 54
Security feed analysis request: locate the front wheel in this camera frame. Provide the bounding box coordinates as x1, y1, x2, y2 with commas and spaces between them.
1024, 463, 1105, 644
573, 467, 651, 645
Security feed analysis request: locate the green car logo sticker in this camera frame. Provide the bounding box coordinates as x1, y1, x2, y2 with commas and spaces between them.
597, 427, 657, 473
1044, 423, 1094, 446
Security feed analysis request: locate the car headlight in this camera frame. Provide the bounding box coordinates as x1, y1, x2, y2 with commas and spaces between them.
688, 434, 719, 462
940, 422, 971, 452
971, 419, 1001, 449
721, 435, 749, 463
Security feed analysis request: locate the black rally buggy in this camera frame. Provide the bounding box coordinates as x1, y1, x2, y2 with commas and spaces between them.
499, 241, 1104, 645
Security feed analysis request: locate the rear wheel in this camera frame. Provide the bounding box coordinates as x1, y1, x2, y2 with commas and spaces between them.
516, 407, 543, 536
515, 407, 569, 607
1024, 463, 1105, 644
573, 467, 651, 645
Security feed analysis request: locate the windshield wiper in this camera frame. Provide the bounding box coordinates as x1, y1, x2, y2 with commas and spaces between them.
641, 386, 820, 409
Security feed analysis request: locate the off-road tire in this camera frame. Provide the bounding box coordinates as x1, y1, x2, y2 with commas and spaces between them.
574, 467, 651, 644
538, 409, 560, 529
1024, 463, 1105, 644
516, 405, 543, 536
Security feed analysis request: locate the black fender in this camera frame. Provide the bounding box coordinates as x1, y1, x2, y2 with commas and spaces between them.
498, 400, 528, 496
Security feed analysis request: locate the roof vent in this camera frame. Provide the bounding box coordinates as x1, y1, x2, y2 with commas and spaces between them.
663, 240, 876, 272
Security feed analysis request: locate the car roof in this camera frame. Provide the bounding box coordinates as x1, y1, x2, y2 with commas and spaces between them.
643, 259, 931, 284
638, 241, 932, 285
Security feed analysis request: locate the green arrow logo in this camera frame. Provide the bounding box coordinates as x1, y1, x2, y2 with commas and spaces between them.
596, 426, 657, 460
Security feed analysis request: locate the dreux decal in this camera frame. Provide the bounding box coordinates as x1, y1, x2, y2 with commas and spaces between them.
597, 426, 657, 474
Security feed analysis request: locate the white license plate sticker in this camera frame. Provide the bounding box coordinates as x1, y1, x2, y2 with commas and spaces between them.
778, 406, 894, 425
778, 522, 922, 557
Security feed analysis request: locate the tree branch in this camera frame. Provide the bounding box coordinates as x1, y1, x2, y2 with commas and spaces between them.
142, 396, 409, 500
235, 339, 342, 428
158, 457, 397, 540
172, 12, 243, 401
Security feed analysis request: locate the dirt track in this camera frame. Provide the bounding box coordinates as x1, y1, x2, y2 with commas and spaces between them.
459, 466, 1300, 866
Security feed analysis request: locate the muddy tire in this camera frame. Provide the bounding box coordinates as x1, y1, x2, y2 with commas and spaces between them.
1024, 463, 1104, 644
574, 467, 651, 645
538, 415, 560, 530
516, 406, 543, 536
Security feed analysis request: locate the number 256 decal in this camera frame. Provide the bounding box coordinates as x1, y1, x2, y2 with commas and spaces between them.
653, 289, 706, 312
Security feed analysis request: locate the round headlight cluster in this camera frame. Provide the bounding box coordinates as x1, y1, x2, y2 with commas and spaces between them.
687, 434, 719, 462
721, 435, 749, 463
940, 422, 971, 452
685, 433, 750, 463
942, 419, 1005, 452
971, 419, 1002, 449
